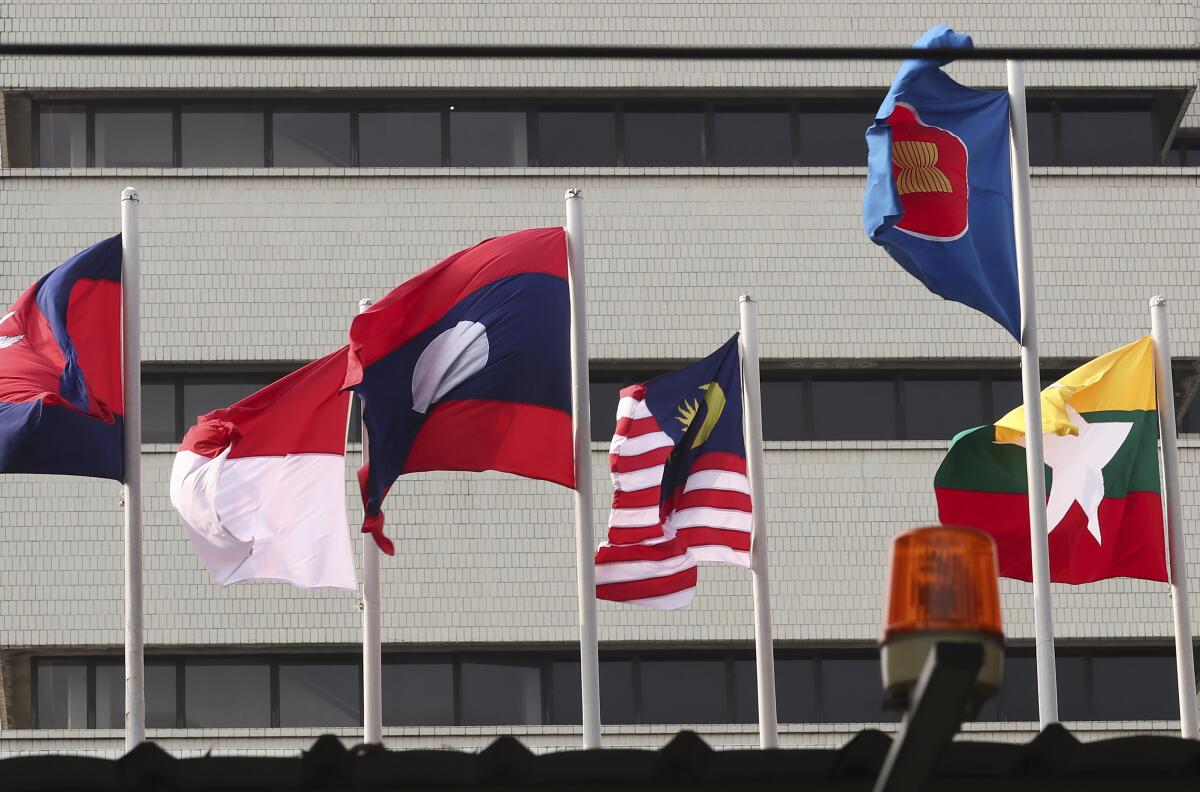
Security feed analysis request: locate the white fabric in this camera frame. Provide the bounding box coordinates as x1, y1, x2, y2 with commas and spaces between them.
611, 464, 666, 492
682, 469, 751, 494
666, 506, 752, 532
593, 551, 697, 585
625, 589, 696, 610
170, 450, 357, 590
607, 506, 660, 528
411, 320, 489, 414
687, 545, 751, 568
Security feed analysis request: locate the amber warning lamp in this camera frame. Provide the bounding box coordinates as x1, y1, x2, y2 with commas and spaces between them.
880, 524, 1004, 711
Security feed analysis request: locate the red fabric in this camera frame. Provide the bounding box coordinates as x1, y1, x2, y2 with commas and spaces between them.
596, 568, 698, 602
180, 347, 351, 459
0, 286, 72, 409
609, 445, 672, 473
889, 102, 969, 240
936, 487, 1167, 583
65, 278, 123, 416
674, 526, 751, 552
402, 398, 575, 488
344, 227, 567, 389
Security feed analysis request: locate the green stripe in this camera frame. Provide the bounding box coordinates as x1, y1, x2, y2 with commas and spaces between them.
935, 410, 1159, 496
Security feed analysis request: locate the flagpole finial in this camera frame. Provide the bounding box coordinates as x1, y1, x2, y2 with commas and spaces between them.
358, 298, 373, 312
564, 188, 582, 200
739, 294, 755, 304
121, 186, 139, 202
1151, 295, 1167, 308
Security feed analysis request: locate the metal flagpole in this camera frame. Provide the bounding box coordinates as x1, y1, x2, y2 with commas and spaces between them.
120, 187, 145, 750
564, 189, 601, 749
1150, 296, 1199, 739
738, 296, 779, 749
357, 297, 383, 745
1007, 60, 1059, 728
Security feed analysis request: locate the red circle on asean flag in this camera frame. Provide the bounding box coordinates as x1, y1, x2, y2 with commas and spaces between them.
888, 102, 969, 241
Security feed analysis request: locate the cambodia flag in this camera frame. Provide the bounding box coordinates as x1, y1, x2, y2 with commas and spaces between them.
863, 25, 1021, 340
344, 227, 574, 553
0, 236, 124, 481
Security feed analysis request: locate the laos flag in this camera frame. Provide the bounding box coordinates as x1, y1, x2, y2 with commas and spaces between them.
863, 25, 1021, 341
344, 228, 574, 553
0, 235, 124, 481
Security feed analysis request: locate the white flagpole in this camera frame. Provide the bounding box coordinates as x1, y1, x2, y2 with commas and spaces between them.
1007, 60, 1059, 728
1150, 296, 1199, 739
738, 296, 778, 749
120, 187, 145, 750
358, 297, 383, 746
564, 189, 601, 749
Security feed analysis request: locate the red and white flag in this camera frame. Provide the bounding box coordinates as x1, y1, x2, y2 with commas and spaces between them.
169, 348, 357, 590
595, 337, 751, 610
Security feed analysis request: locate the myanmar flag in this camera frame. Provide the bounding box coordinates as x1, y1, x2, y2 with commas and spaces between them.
936, 337, 1167, 584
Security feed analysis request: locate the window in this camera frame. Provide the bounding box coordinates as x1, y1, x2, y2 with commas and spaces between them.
624, 108, 705, 166
640, 658, 727, 723
449, 110, 528, 166
761, 380, 807, 440
459, 658, 542, 725
812, 379, 897, 441
903, 379, 985, 440
272, 111, 352, 166
538, 110, 617, 166
278, 663, 360, 727
94, 108, 173, 167
821, 657, 897, 722
36, 105, 87, 167
35, 660, 87, 728
735, 658, 819, 723
1027, 109, 1057, 166
184, 663, 271, 727
1060, 107, 1155, 166
589, 379, 625, 441
96, 662, 177, 729
990, 377, 1024, 417
798, 111, 876, 166
359, 111, 442, 166
141, 381, 177, 443
712, 108, 792, 166
382, 661, 454, 726
550, 659, 636, 725
182, 107, 265, 167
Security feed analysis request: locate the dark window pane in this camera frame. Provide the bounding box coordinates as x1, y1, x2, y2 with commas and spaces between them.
1180, 397, 1200, 434
999, 655, 1037, 721
640, 659, 727, 723
974, 692, 1002, 721
811, 380, 897, 440
539, 111, 617, 166
449, 111, 528, 166
1092, 655, 1178, 720
183, 380, 268, 429
272, 112, 351, 166
990, 378, 1023, 417
184, 664, 270, 727
1056, 655, 1089, 720
382, 661, 454, 726
359, 112, 442, 166
279, 663, 359, 727
735, 657, 818, 724
903, 379, 984, 440
142, 381, 177, 443
36, 660, 87, 728
95, 109, 173, 167
460, 659, 541, 725
822, 656, 897, 722
1060, 109, 1155, 166
1163, 145, 1184, 166
798, 111, 875, 165
347, 395, 363, 444
550, 659, 636, 725
624, 110, 704, 166
38, 106, 87, 167
181, 109, 265, 167
97, 663, 176, 729
1027, 110, 1056, 165
590, 380, 624, 441
762, 381, 807, 440
713, 110, 791, 166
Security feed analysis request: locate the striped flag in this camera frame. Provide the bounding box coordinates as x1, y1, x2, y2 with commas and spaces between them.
595, 336, 751, 610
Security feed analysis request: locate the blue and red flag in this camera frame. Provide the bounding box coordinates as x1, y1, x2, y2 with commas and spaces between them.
0, 235, 124, 480
344, 227, 574, 553
595, 335, 750, 610
863, 25, 1021, 340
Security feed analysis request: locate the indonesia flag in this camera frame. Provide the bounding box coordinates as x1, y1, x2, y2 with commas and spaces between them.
595, 336, 751, 610
344, 227, 574, 554
169, 348, 357, 590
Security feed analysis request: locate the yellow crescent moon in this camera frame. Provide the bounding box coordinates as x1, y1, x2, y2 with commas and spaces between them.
690, 382, 726, 448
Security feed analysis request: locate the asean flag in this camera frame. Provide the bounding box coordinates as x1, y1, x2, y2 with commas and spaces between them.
863, 25, 1021, 341
0, 236, 124, 481
344, 228, 574, 553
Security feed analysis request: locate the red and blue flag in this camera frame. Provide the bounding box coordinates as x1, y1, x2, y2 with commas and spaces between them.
863, 25, 1021, 340
344, 227, 574, 553
0, 235, 124, 480
596, 335, 750, 610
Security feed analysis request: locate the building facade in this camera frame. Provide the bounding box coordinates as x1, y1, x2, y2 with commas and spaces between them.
1, 0, 1200, 757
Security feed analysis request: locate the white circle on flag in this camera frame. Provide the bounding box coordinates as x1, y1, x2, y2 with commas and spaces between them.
411, 321, 490, 414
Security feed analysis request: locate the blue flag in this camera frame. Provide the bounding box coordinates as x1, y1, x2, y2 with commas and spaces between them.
863, 25, 1021, 340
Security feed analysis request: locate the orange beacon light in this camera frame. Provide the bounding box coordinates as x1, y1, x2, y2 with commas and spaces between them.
880, 524, 1004, 710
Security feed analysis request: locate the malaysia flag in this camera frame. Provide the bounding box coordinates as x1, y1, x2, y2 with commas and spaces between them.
344, 227, 574, 554
595, 336, 751, 610
0, 235, 124, 481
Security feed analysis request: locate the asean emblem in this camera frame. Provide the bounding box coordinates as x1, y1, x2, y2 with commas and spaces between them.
888, 102, 969, 241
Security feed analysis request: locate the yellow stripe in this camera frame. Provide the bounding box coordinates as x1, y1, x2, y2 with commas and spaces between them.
994, 336, 1156, 443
